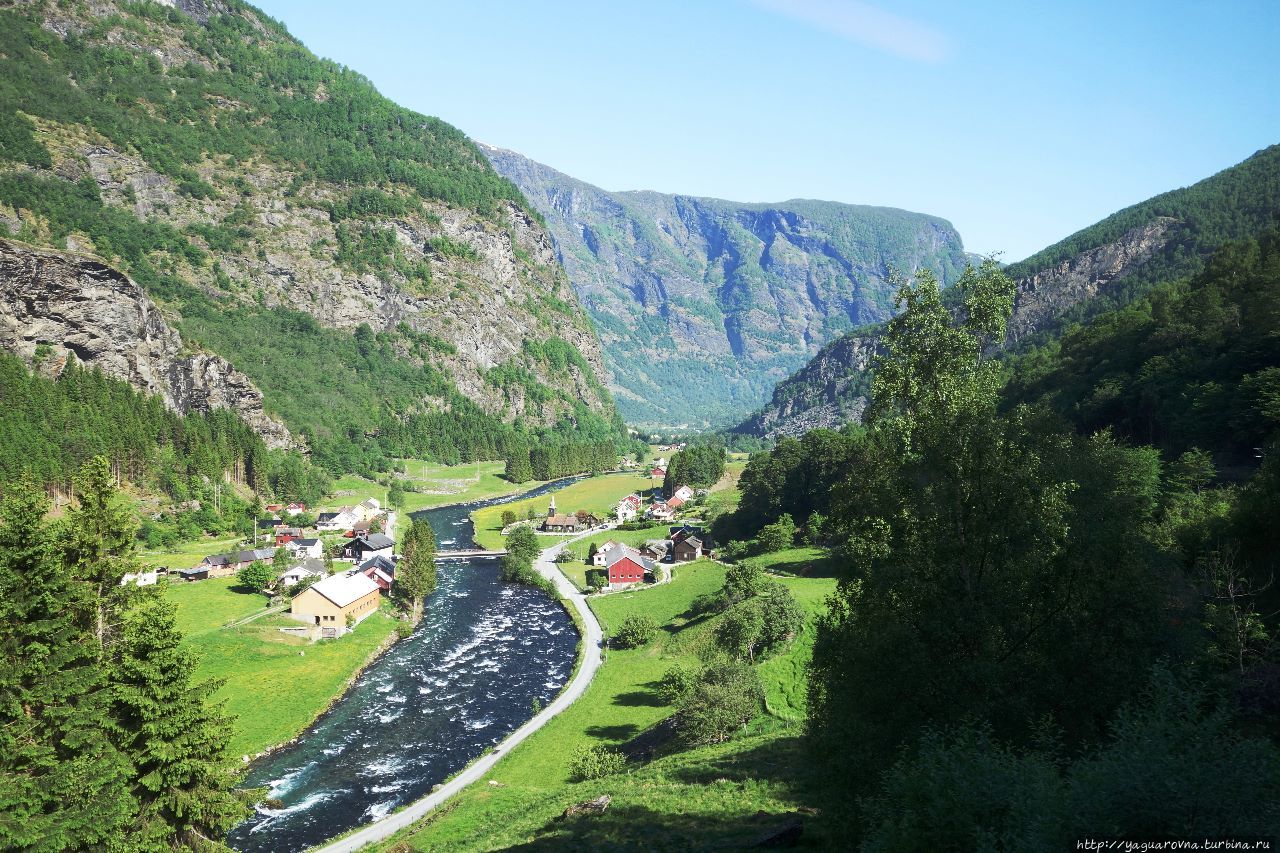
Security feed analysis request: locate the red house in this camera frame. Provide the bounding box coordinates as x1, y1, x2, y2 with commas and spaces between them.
606, 552, 654, 589
274, 527, 303, 546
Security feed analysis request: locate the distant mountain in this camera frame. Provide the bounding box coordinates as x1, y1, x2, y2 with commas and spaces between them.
0, 0, 624, 472
733, 144, 1280, 439
483, 145, 972, 429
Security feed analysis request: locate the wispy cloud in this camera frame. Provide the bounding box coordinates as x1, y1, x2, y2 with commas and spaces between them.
749, 0, 950, 63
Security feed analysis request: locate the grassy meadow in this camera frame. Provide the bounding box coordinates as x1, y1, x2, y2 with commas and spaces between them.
138, 534, 245, 570
164, 577, 397, 758
471, 472, 656, 550
376, 545, 836, 851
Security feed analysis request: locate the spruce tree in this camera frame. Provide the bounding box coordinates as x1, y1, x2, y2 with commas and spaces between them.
59, 456, 137, 650
0, 476, 134, 849
109, 593, 251, 846
397, 517, 437, 622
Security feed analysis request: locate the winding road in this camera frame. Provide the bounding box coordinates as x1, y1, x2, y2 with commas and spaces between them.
314, 530, 606, 852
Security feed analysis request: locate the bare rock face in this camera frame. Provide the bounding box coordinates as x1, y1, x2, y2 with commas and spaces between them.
737, 333, 878, 439
0, 238, 294, 449
1006, 218, 1177, 343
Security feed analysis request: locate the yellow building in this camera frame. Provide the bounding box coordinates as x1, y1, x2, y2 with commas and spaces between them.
290, 572, 381, 638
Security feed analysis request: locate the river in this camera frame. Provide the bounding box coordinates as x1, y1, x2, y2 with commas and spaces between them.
226, 479, 581, 852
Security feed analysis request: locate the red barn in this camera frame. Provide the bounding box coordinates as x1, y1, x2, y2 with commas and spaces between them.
606, 552, 654, 589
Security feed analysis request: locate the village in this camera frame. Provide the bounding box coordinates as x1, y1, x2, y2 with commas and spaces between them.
151, 461, 714, 642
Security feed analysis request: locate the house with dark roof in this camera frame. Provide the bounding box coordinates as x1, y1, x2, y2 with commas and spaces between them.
672, 536, 703, 563
198, 552, 235, 578
342, 533, 395, 562
641, 539, 671, 561
285, 538, 323, 560
357, 554, 397, 591
275, 527, 304, 546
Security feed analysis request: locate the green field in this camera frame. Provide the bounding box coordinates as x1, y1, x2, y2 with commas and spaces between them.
379, 549, 833, 851
138, 534, 245, 570
740, 546, 838, 578
325, 460, 549, 538
164, 577, 398, 757
326, 460, 539, 514
471, 472, 655, 550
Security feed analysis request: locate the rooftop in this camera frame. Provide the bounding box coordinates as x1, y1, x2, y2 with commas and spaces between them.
305, 571, 380, 608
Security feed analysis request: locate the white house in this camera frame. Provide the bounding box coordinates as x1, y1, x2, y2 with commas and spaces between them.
646, 501, 675, 522
355, 498, 382, 522
615, 494, 641, 523
316, 508, 359, 531
671, 485, 695, 502
592, 540, 620, 566
280, 559, 325, 586
285, 537, 323, 560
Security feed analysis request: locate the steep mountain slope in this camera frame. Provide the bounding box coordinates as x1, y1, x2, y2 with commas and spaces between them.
0, 0, 623, 469
0, 237, 292, 448
483, 145, 972, 428
734, 145, 1280, 439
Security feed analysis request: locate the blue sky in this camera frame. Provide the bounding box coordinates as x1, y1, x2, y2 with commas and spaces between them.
254, 0, 1280, 261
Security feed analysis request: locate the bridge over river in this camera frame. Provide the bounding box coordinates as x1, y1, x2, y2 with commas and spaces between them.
435, 548, 506, 559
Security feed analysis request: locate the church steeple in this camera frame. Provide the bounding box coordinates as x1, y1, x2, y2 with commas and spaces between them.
548, 494, 556, 517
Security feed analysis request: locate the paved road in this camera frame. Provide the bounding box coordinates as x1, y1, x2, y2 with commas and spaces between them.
314, 530, 606, 852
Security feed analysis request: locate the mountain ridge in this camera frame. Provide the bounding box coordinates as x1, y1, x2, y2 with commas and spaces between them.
482, 144, 972, 428
0, 0, 626, 470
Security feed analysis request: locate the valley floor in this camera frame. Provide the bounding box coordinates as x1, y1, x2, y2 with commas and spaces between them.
165, 576, 398, 759
369, 550, 837, 851
468, 471, 657, 551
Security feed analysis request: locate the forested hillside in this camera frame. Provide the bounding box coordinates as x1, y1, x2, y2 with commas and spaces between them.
0, 0, 630, 474
1006, 228, 1280, 466
485, 145, 971, 428
732, 145, 1280, 439
0, 352, 327, 544
714, 256, 1280, 845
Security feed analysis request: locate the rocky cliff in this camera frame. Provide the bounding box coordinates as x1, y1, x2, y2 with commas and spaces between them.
0, 238, 293, 448
483, 145, 972, 429
733, 144, 1280, 440
0, 0, 620, 455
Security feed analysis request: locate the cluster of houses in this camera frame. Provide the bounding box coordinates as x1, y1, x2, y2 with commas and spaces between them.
316, 497, 387, 536
591, 524, 711, 591
175, 496, 402, 640
642, 485, 694, 523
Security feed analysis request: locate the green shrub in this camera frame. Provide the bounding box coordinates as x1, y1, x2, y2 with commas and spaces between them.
613, 614, 658, 649
657, 665, 696, 705
568, 745, 627, 782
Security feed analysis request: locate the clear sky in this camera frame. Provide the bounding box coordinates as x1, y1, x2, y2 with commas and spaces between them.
252, 0, 1279, 261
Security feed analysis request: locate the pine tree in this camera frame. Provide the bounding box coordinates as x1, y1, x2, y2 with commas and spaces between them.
397, 517, 437, 623
0, 476, 134, 848
108, 593, 252, 846
60, 456, 138, 650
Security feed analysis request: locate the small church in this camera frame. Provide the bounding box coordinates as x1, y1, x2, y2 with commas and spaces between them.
540, 495, 600, 533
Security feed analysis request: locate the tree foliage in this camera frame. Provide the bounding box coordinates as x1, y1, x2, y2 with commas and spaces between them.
397, 516, 437, 622
0, 459, 249, 848
662, 440, 725, 495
